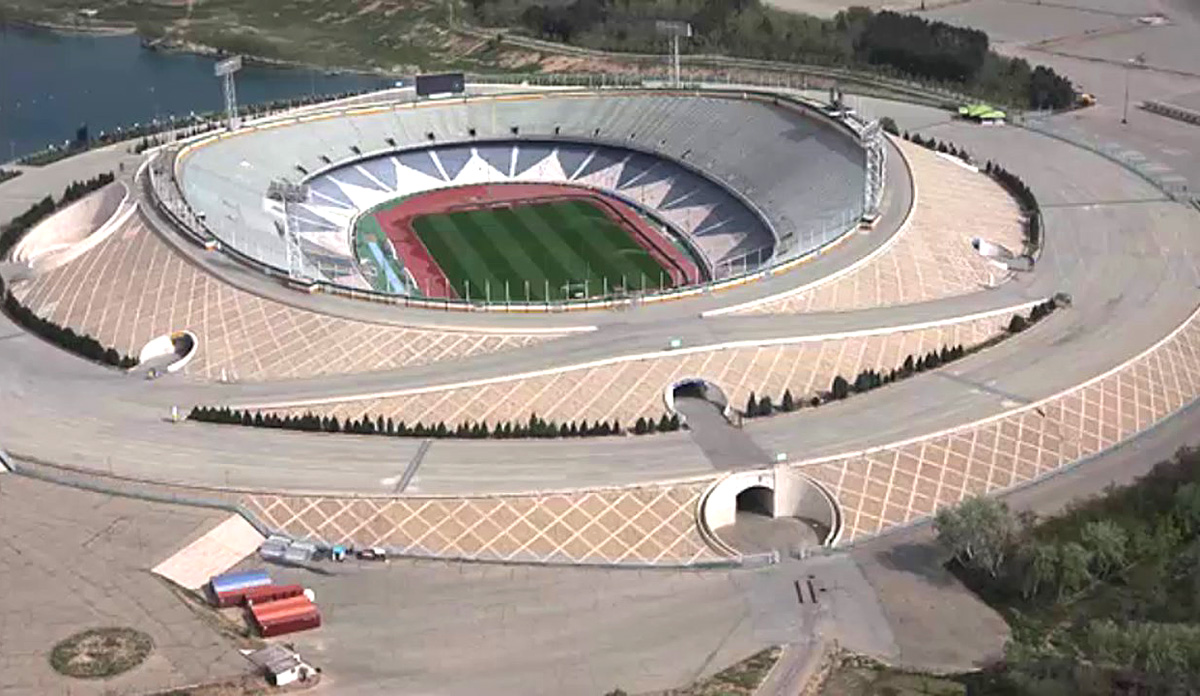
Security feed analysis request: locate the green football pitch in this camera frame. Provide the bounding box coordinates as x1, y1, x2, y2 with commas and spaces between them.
412, 199, 674, 301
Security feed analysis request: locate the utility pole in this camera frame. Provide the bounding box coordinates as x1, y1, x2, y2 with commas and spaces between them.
1123, 53, 1146, 125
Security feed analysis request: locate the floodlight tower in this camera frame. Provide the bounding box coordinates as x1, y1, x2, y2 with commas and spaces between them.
214, 55, 243, 131
861, 119, 886, 218
655, 21, 692, 88
268, 179, 310, 280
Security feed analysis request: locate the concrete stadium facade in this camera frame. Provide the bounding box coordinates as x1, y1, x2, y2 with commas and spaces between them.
171, 88, 869, 308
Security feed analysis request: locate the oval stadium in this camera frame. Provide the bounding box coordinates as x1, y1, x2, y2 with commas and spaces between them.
174, 89, 868, 303
3, 65, 1200, 695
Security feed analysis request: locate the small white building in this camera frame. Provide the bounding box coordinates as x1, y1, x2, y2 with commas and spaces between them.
243, 644, 316, 686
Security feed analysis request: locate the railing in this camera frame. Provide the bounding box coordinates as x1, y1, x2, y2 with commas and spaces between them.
1013, 111, 1193, 202
151, 82, 868, 313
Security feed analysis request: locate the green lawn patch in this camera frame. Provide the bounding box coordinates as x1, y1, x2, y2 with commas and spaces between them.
412, 198, 672, 302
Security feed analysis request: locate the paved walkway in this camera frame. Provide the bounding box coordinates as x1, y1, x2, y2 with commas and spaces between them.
677, 396, 771, 470
248, 311, 1015, 426
729, 139, 1026, 315
0, 476, 249, 696
8, 215, 564, 381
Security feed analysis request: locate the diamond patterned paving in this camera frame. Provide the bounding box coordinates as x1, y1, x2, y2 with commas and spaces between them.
258, 312, 1012, 426
233, 307, 1200, 566
731, 140, 1025, 314
805, 305, 1200, 543
7, 217, 562, 381
240, 481, 725, 566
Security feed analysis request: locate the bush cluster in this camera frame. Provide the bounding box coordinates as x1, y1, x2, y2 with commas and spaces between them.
0, 169, 20, 185
939, 446, 1200, 690
189, 406, 685, 439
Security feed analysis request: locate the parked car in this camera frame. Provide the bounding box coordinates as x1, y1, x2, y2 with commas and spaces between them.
356, 547, 387, 561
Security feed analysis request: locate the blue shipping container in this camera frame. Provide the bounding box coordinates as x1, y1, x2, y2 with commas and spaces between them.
210, 570, 271, 595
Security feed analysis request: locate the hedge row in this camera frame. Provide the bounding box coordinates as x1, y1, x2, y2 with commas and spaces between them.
0, 171, 138, 368
1, 285, 138, 368
898, 129, 1042, 254
743, 299, 1059, 420
189, 406, 684, 439
0, 169, 20, 185
0, 172, 115, 257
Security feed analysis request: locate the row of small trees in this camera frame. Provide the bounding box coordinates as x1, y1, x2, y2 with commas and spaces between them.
898, 129, 1043, 254
903, 131, 973, 164
1, 284, 137, 368
742, 344, 968, 420
0, 172, 116, 257
741, 299, 1058, 420
188, 406, 684, 439
985, 160, 1041, 251
60, 172, 116, 209
0, 170, 138, 369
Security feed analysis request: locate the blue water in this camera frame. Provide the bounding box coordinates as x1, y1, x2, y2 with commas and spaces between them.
0, 24, 391, 160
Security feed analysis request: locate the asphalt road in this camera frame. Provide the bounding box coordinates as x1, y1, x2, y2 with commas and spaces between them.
3, 111, 1197, 497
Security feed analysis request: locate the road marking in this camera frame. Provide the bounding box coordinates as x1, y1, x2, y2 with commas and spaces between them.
394, 439, 432, 493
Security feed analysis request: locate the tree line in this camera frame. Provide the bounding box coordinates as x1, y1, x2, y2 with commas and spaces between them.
0, 172, 117, 257
0, 171, 138, 369
741, 299, 1057, 421
937, 446, 1200, 693
19, 89, 377, 167
470, 1, 1076, 109
1, 283, 137, 368
897, 128, 1042, 255
188, 406, 684, 439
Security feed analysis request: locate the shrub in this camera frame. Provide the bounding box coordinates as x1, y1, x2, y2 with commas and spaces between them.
830, 375, 851, 400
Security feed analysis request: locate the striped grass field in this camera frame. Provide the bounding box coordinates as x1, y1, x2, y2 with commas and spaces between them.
412, 199, 674, 301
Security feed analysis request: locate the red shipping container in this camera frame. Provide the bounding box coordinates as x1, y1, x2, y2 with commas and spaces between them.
258, 612, 322, 638
251, 595, 321, 638
242, 584, 304, 607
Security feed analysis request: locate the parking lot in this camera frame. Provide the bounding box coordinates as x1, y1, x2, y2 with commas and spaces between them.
0, 475, 250, 695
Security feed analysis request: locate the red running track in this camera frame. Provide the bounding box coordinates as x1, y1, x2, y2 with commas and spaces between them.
371, 183, 702, 300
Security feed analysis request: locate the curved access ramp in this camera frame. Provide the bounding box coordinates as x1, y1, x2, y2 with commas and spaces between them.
9, 181, 135, 274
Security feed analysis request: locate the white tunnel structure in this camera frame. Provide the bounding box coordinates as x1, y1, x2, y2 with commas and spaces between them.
698, 467, 844, 556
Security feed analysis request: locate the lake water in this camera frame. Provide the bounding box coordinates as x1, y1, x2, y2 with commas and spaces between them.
0, 24, 391, 161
